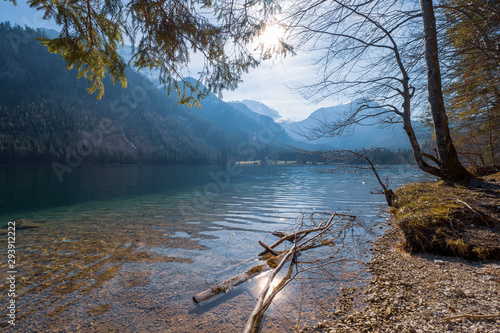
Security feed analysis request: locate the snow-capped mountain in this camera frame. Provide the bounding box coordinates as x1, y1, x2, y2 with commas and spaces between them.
234, 100, 283, 120
279, 100, 431, 150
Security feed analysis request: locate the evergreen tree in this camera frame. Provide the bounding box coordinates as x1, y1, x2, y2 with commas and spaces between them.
4, 0, 267, 105
441, 0, 500, 166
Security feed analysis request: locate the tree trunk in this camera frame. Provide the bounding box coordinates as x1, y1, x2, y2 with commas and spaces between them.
420, 0, 472, 181
400, 81, 443, 178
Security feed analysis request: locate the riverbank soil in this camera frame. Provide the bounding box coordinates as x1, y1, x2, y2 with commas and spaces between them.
394, 172, 500, 260
305, 172, 500, 332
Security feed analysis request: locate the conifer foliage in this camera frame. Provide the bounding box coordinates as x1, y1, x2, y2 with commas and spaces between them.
5, 0, 265, 105
441, 0, 500, 167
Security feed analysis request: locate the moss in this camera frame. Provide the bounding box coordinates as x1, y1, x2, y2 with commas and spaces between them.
392, 173, 500, 260
247, 264, 264, 275
266, 257, 279, 268
212, 286, 230, 294
472, 246, 491, 260
445, 238, 470, 257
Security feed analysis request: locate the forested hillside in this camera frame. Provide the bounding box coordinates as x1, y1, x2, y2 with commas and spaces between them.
0, 23, 294, 164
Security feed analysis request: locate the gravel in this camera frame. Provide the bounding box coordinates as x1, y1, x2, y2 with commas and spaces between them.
303, 225, 500, 333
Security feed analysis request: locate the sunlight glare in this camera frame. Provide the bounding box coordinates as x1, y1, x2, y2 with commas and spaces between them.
257, 24, 285, 49
257, 271, 285, 300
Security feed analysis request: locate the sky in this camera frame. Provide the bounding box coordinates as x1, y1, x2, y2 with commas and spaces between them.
221, 52, 345, 121
0, 1, 342, 121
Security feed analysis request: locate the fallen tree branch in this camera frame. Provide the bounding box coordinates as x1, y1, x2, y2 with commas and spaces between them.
194, 214, 346, 303
258, 213, 355, 257
192, 251, 290, 303
333, 149, 398, 207
244, 213, 359, 332
286, 147, 399, 207
193, 211, 361, 332
243, 244, 298, 333
258, 240, 279, 256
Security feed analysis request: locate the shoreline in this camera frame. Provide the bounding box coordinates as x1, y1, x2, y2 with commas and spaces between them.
305, 224, 500, 332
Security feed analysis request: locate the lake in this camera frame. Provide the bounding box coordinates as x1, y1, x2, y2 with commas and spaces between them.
0, 164, 423, 332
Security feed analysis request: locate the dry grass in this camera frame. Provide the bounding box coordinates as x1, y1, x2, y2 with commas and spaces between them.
391, 172, 500, 260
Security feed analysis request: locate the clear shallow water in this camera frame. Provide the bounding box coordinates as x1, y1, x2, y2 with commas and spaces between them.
0, 164, 423, 332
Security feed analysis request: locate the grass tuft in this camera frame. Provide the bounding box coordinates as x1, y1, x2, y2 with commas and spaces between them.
391, 173, 500, 260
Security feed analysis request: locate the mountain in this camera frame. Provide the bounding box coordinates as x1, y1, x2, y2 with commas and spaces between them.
38, 28, 59, 39
0, 23, 422, 166
0, 24, 220, 164
280, 100, 431, 150
231, 100, 283, 121
0, 23, 298, 164
185, 89, 294, 146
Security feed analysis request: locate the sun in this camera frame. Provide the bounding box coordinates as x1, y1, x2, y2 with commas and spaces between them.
257, 23, 286, 49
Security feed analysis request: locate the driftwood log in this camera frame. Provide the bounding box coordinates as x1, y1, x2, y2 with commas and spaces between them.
192, 211, 358, 324
194, 231, 303, 303
244, 213, 357, 332
192, 252, 290, 303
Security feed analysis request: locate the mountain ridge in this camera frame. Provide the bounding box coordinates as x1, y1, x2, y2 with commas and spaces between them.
0, 23, 421, 166
0, 23, 298, 164
278, 100, 431, 150
233, 100, 283, 120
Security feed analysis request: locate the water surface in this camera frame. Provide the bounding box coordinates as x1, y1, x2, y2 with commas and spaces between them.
0, 164, 423, 332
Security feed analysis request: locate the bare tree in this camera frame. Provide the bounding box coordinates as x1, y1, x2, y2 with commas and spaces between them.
277, 0, 471, 181
420, 0, 471, 179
